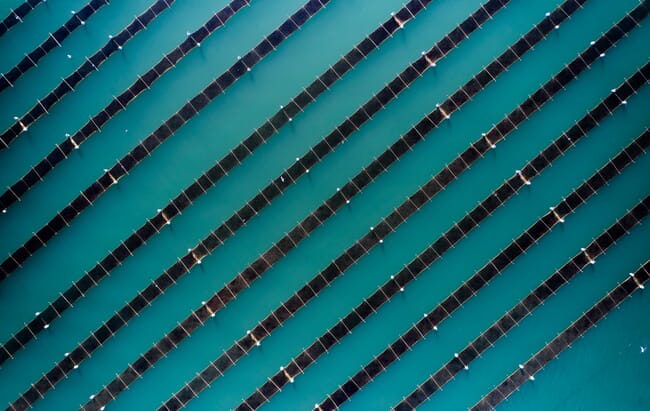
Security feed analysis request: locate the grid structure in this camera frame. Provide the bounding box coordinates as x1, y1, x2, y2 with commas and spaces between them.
83, 2, 533, 405
391, 198, 649, 410
469, 260, 650, 411
318, 125, 650, 410
0, 0, 47, 37
0, 0, 441, 222
0, 0, 559, 297
0, 0, 113, 93
5, 1, 588, 408
1, 0, 647, 409
0, 0, 245, 201
0, 0, 331, 279
156, 12, 646, 411
6, 3, 601, 410
0, 0, 245, 146
0, 0, 441, 365
3, 1, 335, 409
235, 105, 649, 411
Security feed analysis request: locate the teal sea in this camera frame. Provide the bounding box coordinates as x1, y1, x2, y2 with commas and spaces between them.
0, 0, 648, 409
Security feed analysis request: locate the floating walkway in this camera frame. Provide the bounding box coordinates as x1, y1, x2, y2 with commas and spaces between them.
0, 0, 438, 364
314, 57, 650, 407
392, 201, 649, 411
80, 2, 595, 408
4, 2, 609, 408
155, 12, 647, 410
0, 0, 248, 206
233, 104, 649, 411
0, 0, 437, 271
0, 0, 329, 279
0, 0, 238, 163
0, 0, 429, 227
0, 0, 112, 93
175, 131, 648, 411
0, 0, 45, 37
2, 0, 647, 409
469, 260, 650, 411
7, 0, 581, 406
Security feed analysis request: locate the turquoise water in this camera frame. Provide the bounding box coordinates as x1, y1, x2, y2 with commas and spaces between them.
0, 0, 648, 409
